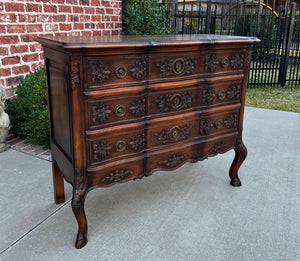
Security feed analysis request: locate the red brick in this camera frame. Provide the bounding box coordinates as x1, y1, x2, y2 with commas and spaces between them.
0, 79, 5, 87
92, 15, 101, 22
0, 68, 11, 77
73, 6, 84, 13
0, 14, 17, 23
37, 14, 52, 23
101, 1, 110, 7
69, 31, 81, 36
31, 62, 44, 71
0, 47, 9, 56
45, 23, 59, 32
105, 22, 113, 29
105, 8, 113, 15
19, 14, 36, 23
10, 45, 29, 54
60, 23, 72, 31
52, 0, 65, 3
0, 2, 3, 11
67, 0, 78, 4
80, 15, 90, 22
54, 32, 67, 37
44, 5, 57, 13
74, 23, 84, 30
12, 65, 30, 75
53, 15, 66, 22
85, 23, 95, 29
92, 30, 102, 36
40, 52, 44, 60
96, 23, 105, 29
103, 30, 111, 36
68, 15, 79, 22
91, 0, 100, 6
111, 16, 119, 22
22, 54, 39, 62
7, 25, 26, 34
6, 77, 20, 86
96, 8, 105, 14
21, 34, 38, 43
102, 15, 111, 21
85, 7, 95, 14
59, 5, 72, 13
29, 44, 43, 52
5, 3, 25, 12
0, 35, 19, 44
0, 25, 5, 34
27, 24, 43, 33
79, 0, 90, 5
81, 31, 92, 36
2, 56, 21, 66
26, 3, 42, 12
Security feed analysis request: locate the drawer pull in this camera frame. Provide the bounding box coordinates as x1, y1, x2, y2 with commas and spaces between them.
115, 140, 126, 152
115, 65, 127, 78
217, 89, 226, 100
220, 57, 229, 68
215, 119, 223, 129
114, 104, 126, 117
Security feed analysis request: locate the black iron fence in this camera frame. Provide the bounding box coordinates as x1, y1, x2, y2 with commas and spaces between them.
122, 0, 300, 87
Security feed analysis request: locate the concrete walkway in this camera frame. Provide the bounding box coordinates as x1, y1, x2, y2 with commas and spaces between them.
0, 107, 299, 261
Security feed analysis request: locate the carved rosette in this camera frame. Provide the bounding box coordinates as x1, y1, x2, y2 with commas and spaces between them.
205, 54, 219, 72
224, 113, 238, 129
230, 53, 244, 70
227, 84, 241, 100
159, 57, 195, 77
71, 62, 80, 89
159, 154, 186, 168
129, 97, 146, 117
102, 168, 133, 184
156, 124, 191, 145
91, 103, 111, 124
89, 61, 111, 84
202, 87, 216, 105
209, 142, 230, 155
130, 60, 147, 80
199, 118, 213, 136
156, 92, 192, 112
93, 140, 112, 161
130, 132, 145, 151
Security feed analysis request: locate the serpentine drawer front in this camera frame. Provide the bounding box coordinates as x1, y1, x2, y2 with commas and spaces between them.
36, 34, 259, 249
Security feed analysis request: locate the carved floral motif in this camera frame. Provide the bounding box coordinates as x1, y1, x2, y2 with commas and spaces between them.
102, 168, 133, 183
199, 118, 213, 136
209, 142, 230, 154
93, 140, 111, 161
130, 132, 145, 151
236, 134, 247, 158
205, 54, 218, 72
159, 57, 195, 77
89, 61, 111, 84
91, 103, 111, 124
129, 97, 146, 117
227, 84, 241, 100
156, 92, 192, 112
230, 53, 244, 69
156, 124, 191, 145
71, 62, 80, 88
224, 113, 238, 129
159, 154, 186, 168
202, 87, 216, 105
130, 60, 147, 80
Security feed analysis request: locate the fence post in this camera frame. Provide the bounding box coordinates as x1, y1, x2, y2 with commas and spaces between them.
206, 0, 212, 34
280, 2, 297, 86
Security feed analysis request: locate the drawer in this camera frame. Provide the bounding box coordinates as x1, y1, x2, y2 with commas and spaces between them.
86, 124, 145, 167
84, 54, 147, 89
85, 93, 146, 129
87, 156, 145, 187
199, 110, 239, 137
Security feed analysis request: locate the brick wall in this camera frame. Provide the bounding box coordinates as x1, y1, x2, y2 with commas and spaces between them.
0, 0, 122, 97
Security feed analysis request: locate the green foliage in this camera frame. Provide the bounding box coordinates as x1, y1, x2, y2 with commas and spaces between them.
6, 67, 50, 149
123, 0, 175, 35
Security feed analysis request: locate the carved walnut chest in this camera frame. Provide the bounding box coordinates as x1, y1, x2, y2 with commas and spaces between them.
36, 34, 259, 248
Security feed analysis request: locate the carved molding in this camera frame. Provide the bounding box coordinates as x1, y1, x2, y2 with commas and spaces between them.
199, 118, 213, 136
156, 124, 191, 145
236, 134, 247, 158
89, 61, 111, 84
205, 54, 218, 72
202, 87, 216, 105
130, 132, 145, 151
93, 140, 112, 161
129, 97, 146, 117
159, 154, 186, 168
159, 57, 195, 77
230, 53, 244, 70
156, 92, 192, 112
102, 168, 133, 183
71, 62, 80, 89
209, 142, 230, 154
72, 169, 86, 206
227, 84, 241, 100
130, 60, 147, 80
91, 103, 111, 124
224, 113, 238, 129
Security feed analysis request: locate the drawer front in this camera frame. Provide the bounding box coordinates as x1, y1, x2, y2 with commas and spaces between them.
86, 124, 145, 167
85, 55, 147, 89
86, 93, 146, 129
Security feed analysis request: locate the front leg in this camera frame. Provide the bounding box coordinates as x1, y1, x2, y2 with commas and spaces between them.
229, 134, 247, 187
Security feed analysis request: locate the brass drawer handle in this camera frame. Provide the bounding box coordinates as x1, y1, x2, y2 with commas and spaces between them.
114, 104, 126, 117
115, 65, 127, 78
217, 89, 226, 100
220, 57, 229, 68
215, 119, 223, 129
114, 140, 126, 152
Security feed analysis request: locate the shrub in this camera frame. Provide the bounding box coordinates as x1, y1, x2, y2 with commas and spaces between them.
6, 67, 50, 149
123, 0, 175, 35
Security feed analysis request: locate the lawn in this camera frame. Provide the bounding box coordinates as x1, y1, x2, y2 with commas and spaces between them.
245, 86, 300, 113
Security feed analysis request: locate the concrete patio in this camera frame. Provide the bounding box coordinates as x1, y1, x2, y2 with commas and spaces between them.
0, 107, 299, 261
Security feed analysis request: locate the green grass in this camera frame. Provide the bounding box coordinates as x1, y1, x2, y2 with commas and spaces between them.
245, 86, 300, 113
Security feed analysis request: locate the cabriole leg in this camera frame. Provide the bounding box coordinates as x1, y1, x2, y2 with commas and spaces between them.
52, 162, 65, 204
229, 134, 247, 187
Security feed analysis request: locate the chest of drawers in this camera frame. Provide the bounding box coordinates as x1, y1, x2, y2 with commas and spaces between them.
36, 34, 259, 248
